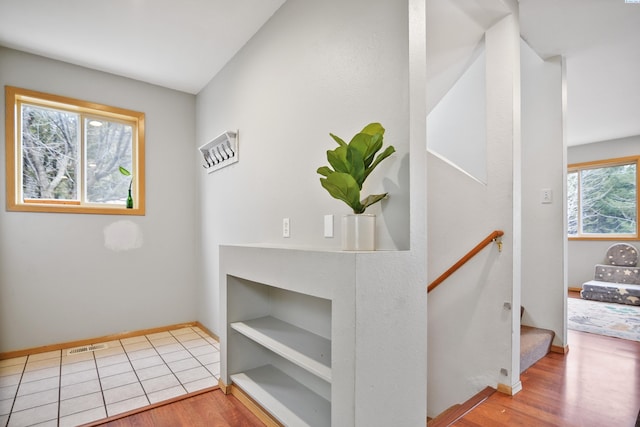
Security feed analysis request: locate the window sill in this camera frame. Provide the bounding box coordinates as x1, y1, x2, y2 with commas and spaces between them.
7, 203, 145, 216
568, 236, 639, 241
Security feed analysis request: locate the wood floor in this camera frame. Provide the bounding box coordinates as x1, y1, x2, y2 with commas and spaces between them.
93, 388, 264, 427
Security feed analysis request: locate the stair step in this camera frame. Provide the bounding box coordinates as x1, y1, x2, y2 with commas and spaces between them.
520, 325, 554, 373
427, 387, 495, 426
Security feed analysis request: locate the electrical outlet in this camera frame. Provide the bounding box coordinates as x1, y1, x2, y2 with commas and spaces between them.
282, 218, 290, 238
541, 188, 552, 204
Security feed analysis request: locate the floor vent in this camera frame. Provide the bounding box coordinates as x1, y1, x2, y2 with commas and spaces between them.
67, 343, 108, 355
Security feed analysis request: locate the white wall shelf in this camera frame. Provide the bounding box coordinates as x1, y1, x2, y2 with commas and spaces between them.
230, 316, 331, 382
199, 130, 238, 173
231, 364, 331, 427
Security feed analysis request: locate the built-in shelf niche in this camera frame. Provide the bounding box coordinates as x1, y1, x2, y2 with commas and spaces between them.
199, 130, 238, 173
226, 275, 332, 426
220, 244, 427, 426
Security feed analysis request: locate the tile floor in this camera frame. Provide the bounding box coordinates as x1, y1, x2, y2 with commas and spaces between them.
0, 326, 220, 427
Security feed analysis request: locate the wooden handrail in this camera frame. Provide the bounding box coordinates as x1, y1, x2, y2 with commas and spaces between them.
427, 230, 504, 293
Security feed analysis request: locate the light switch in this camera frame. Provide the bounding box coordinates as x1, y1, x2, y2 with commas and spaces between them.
324, 215, 334, 238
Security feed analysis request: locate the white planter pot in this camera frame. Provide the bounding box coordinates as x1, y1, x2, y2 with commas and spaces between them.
342, 214, 376, 251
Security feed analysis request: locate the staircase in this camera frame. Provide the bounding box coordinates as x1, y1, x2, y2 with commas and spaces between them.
427, 233, 555, 424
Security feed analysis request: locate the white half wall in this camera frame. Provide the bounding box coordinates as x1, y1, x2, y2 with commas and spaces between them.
0, 47, 198, 352
195, 0, 411, 335
520, 41, 566, 346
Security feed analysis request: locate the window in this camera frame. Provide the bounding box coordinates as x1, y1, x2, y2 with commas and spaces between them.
568, 156, 639, 240
5, 86, 145, 215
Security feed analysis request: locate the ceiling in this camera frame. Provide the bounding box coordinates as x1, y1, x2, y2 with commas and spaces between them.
520, 0, 640, 145
0, 0, 286, 94
0, 0, 638, 146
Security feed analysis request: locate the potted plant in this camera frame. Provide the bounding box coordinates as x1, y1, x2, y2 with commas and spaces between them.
119, 166, 134, 209
317, 122, 395, 250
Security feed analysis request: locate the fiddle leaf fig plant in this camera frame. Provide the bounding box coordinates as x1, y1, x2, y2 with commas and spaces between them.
317, 122, 395, 214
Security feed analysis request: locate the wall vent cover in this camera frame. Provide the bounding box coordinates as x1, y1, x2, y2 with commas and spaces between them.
67, 343, 108, 355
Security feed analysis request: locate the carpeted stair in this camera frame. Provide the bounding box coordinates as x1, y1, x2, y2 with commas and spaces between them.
520, 305, 555, 373
520, 324, 554, 373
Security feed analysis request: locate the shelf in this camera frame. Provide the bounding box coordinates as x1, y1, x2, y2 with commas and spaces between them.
231, 365, 330, 427
230, 316, 331, 382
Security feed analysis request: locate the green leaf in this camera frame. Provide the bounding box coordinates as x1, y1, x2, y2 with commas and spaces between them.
327, 146, 365, 187
360, 122, 385, 137
349, 133, 371, 157
351, 132, 383, 168
119, 166, 131, 176
364, 145, 396, 181
329, 133, 347, 147
317, 166, 334, 177
319, 172, 364, 213
346, 145, 365, 188
361, 193, 388, 210
364, 133, 384, 165
327, 146, 350, 173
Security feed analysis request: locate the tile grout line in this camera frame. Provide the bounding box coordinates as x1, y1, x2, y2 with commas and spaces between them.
93, 347, 108, 423
151, 331, 190, 395
195, 328, 221, 377
57, 351, 62, 427
57, 351, 103, 424
180, 329, 219, 379
4, 355, 28, 427
6, 351, 62, 427
119, 338, 152, 412
173, 328, 216, 385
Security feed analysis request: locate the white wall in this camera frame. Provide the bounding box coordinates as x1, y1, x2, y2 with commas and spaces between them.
427, 43, 487, 183
520, 41, 566, 346
567, 135, 640, 287
426, 4, 521, 416
196, 0, 411, 335
426, 0, 487, 113
0, 47, 198, 352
